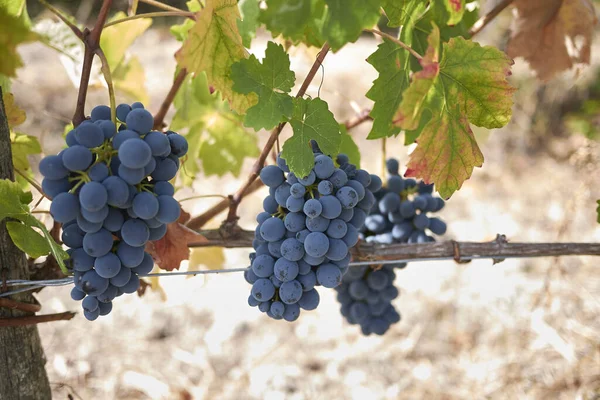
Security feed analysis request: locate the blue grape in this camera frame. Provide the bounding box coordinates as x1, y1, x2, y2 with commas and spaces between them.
428, 217, 447, 235
151, 157, 178, 181
132, 252, 154, 275
70, 248, 94, 272
94, 253, 121, 278
110, 265, 132, 287
304, 232, 329, 257
305, 215, 329, 232
102, 176, 129, 207
274, 183, 291, 207
349, 280, 369, 300
125, 108, 154, 134
349, 208, 366, 229
316, 263, 342, 288
168, 133, 188, 157
298, 289, 320, 310
336, 186, 359, 208
81, 205, 109, 223
280, 238, 304, 261
274, 258, 299, 282
329, 169, 348, 189
65, 129, 79, 147
118, 138, 152, 169
83, 308, 100, 321
319, 195, 342, 219
91, 105, 111, 122
39, 155, 69, 179
153, 181, 174, 196
317, 180, 333, 195
112, 130, 139, 149
251, 278, 275, 301
346, 180, 365, 201
83, 229, 113, 257
342, 224, 359, 247
314, 154, 335, 179
144, 131, 171, 157
413, 213, 430, 230
79, 182, 108, 212
283, 303, 300, 321
268, 240, 283, 258
98, 301, 113, 316
392, 222, 413, 241
121, 219, 149, 247
297, 271, 316, 291
148, 224, 167, 240
96, 285, 118, 303
62, 145, 92, 171
121, 273, 140, 294
252, 254, 275, 278
279, 280, 302, 304
326, 219, 347, 239
286, 196, 304, 213
71, 287, 86, 301
88, 163, 109, 182
131, 102, 144, 109
62, 223, 85, 248
303, 199, 322, 218
365, 214, 386, 233
325, 239, 348, 261
263, 195, 278, 214
260, 217, 286, 242
98, 120, 116, 140
295, 229, 310, 244
367, 174, 382, 192
399, 200, 416, 218
276, 153, 290, 172
103, 208, 124, 232
132, 192, 159, 220
386, 158, 399, 174
155, 195, 180, 224
50, 193, 79, 223
75, 121, 104, 149
366, 270, 389, 291
303, 253, 325, 266
80, 270, 109, 296
270, 301, 285, 318
297, 170, 316, 186
41, 177, 71, 199
118, 164, 145, 185
248, 295, 260, 307
116, 103, 132, 122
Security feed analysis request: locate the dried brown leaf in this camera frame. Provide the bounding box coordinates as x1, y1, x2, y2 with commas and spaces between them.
507, 0, 598, 81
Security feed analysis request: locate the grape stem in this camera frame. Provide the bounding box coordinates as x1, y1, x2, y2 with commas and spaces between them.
152, 68, 188, 130
138, 0, 188, 13
224, 42, 331, 224
469, 0, 515, 37
14, 168, 49, 200
94, 48, 117, 124
72, 0, 114, 127
104, 11, 196, 28
365, 29, 423, 61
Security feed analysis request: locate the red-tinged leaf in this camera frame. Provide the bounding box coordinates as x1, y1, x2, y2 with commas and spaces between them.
394, 23, 440, 130
145, 208, 207, 271
396, 34, 515, 198
405, 105, 483, 199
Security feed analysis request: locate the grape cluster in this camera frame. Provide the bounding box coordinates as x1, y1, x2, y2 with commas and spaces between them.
244, 148, 379, 321
40, 102, 188, 321
362, 158, 447, 245
335, 264, 402, 335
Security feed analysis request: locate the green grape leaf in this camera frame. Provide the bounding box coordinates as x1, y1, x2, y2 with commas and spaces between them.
0, 8, 37, 77
394, 23, 440, 130
382, 0, 427, 27
365, 39, 411, 139
177, 0, 256, 114
432, 0, 465, 25
112, 56, 149, 105
100, 12, 152, 70
338, 125, 361, 167
397, 34, 516, 198
172, 73, 260, 183
231, 41, 295, 130
260, 0, 327, 47
238, 0, 260, 48
11, 132, 41, 171
323, 0, 381, 51
6, 221, 51, 258
282, 97, 341, 177
597, 200, 600, 223
170, 1, 201, 42
0, 179, 69, 271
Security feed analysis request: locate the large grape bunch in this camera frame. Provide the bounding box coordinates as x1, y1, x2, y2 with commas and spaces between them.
335, 264, 402, 335
244, 146, 380, 322
39, 102, 188, 321
362, 157, 447, 245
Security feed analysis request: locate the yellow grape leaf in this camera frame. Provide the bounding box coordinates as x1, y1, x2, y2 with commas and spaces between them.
507, 0, 598, 81
0, 9, 37, 77
188, 247, 226, 277
100, 11, 152, 70
4, 92, 25, 127
176, 0, 256, 114
113, 56, 149, 104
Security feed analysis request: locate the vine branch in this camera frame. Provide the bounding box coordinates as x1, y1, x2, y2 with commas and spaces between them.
0, 298, 41, 313
153, 68, 188, 130
0, 311, 75, 327
224, 42, 331, 223
469, 0, 515, 37
72, 0, 113, 126
188, 230, 600, 262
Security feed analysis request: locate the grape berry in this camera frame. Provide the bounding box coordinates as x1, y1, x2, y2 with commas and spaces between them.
41, 102, 188, 321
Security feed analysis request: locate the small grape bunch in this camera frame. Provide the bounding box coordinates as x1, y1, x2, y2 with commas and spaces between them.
335, 264, 402, 335
244, 147, 380, 321
40, 102, 188, 321
362, 158, 447, 245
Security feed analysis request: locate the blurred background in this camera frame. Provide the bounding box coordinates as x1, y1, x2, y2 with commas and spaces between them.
10, 0, 600, 399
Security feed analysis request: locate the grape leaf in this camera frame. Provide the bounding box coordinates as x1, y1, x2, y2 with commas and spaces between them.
112, 56, 149, 105
100, 12, 152, 70
145, 209, 207, 271
177, 0, 256, 114
365, 39, 411, 139
597, 200, 600, 224
4, 92, 25, 127
282, 97, 341, 177
396, 32, 516, 198
432, 0, 465, 25
260, 0, 327, 47
11, 132, 40, 171
338, 125, 361, 167
0, 9, 37, 77
189, 247, 226, 273
0, 179, 69, 271
238, 0, 260, 48
6, 221, 50, 258
172, 73, 260, 182
323, 0, 381, 51
506, 0, 598, 81
382, 0, 427, 27
231, 41, 295, 131
170, 1, 201, 42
